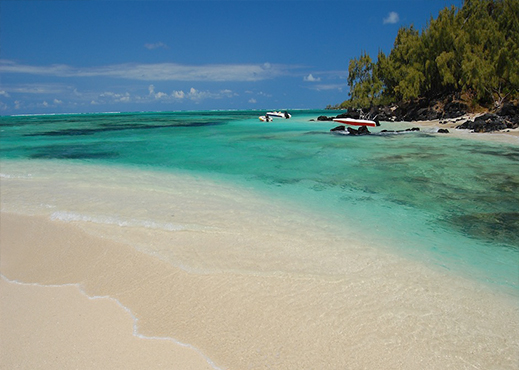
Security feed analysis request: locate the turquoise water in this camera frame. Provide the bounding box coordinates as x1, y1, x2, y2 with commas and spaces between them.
1, 110, 518, 291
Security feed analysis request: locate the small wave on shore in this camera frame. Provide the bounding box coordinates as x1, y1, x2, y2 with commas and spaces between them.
50, 211, 186, 232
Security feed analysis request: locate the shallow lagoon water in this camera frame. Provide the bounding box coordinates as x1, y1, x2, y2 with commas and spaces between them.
1, 110, 518, 293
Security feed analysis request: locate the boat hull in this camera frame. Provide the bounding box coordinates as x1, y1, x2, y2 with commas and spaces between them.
333, 118, 376, 127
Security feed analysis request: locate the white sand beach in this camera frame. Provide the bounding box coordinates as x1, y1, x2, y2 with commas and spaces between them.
0, 276, 216, 370
1, 160, 518, 369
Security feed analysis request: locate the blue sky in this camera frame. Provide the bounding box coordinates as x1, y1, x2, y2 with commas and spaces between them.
0, 0, 461, 115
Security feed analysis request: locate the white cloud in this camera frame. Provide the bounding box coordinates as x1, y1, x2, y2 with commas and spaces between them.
53, 99, 63, 104
304, 74, 321, 82
383, 11, 400, 24
248, 98, 257, 104
172, 90, 185, 99
144, 42, 169, 50
0, 90, 10, 97
154, 92, 168, 99
0, 60, 289, 82
148, 84, 168, 99
188, 87, 203, 100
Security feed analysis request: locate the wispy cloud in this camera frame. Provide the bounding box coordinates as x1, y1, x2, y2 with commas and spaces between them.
304, 83, 345, 92
144, 42, 169, 50
0, 60, 289, 82
99, 91, 130, 103
383, 11, 399, 24
171, 87, 236, 102
2, 83, 71, 94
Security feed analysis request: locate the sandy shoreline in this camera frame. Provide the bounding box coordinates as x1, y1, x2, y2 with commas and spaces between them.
0, 276, 217, 370
0, 213, 220, 370
405, 116, 519, 144
2, 210, 518, 369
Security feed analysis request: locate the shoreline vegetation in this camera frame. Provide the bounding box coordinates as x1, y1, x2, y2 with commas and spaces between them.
327, 0, 519, 134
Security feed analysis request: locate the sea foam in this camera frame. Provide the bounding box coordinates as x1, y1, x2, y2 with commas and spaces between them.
50, 211, 185, 232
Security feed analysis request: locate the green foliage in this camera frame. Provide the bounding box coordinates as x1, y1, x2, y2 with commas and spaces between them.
343, 0, 519, 109
345, 52, 383, 108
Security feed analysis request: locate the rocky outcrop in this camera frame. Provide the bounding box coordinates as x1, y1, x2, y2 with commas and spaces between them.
347, 126, 371, 135
456, 112, 519, 132
371, 96, 469, 122
317, 115, 334, 121
336, 111, 361, 120
330, 125, 371, 135
325, 98, 518, 133
328, 96, 469, 123
330, 125, 345, 132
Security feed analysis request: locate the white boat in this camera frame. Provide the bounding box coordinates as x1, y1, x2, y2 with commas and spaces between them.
266, 111, 291, 119
333, 118, 377, 127
259, 115, 273, 122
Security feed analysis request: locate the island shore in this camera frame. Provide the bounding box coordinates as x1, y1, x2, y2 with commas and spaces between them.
408, 115, 519, 143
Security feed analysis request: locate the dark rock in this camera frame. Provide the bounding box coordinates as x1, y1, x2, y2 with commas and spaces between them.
368, 105, 393, 122
438, 129, 450, 134
381, 96, 468, 122
318, 115, 333, 121
443, 101, 468, 119
395, 100, 438, 122
358, 126, 370, 135
330, 125, 346, 132
456, 113, 509, 132
336, 109, 361, 120
496, 102, 518, 117
371, 104, 397, 122
347, 126, 371, 135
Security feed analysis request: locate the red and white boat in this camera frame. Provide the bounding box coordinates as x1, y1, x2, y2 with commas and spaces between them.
332, 118, 377, 127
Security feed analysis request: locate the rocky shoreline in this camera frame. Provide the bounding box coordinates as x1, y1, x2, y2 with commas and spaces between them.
321, 99, 519, 134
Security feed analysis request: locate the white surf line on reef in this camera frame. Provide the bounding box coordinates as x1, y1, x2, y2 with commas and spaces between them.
1, 274, 224, 370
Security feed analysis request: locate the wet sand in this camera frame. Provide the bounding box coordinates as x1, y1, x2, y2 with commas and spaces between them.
2, 210, 518, 370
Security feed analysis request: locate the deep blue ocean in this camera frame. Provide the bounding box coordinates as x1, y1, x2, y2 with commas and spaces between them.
1, 110, 518, 293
